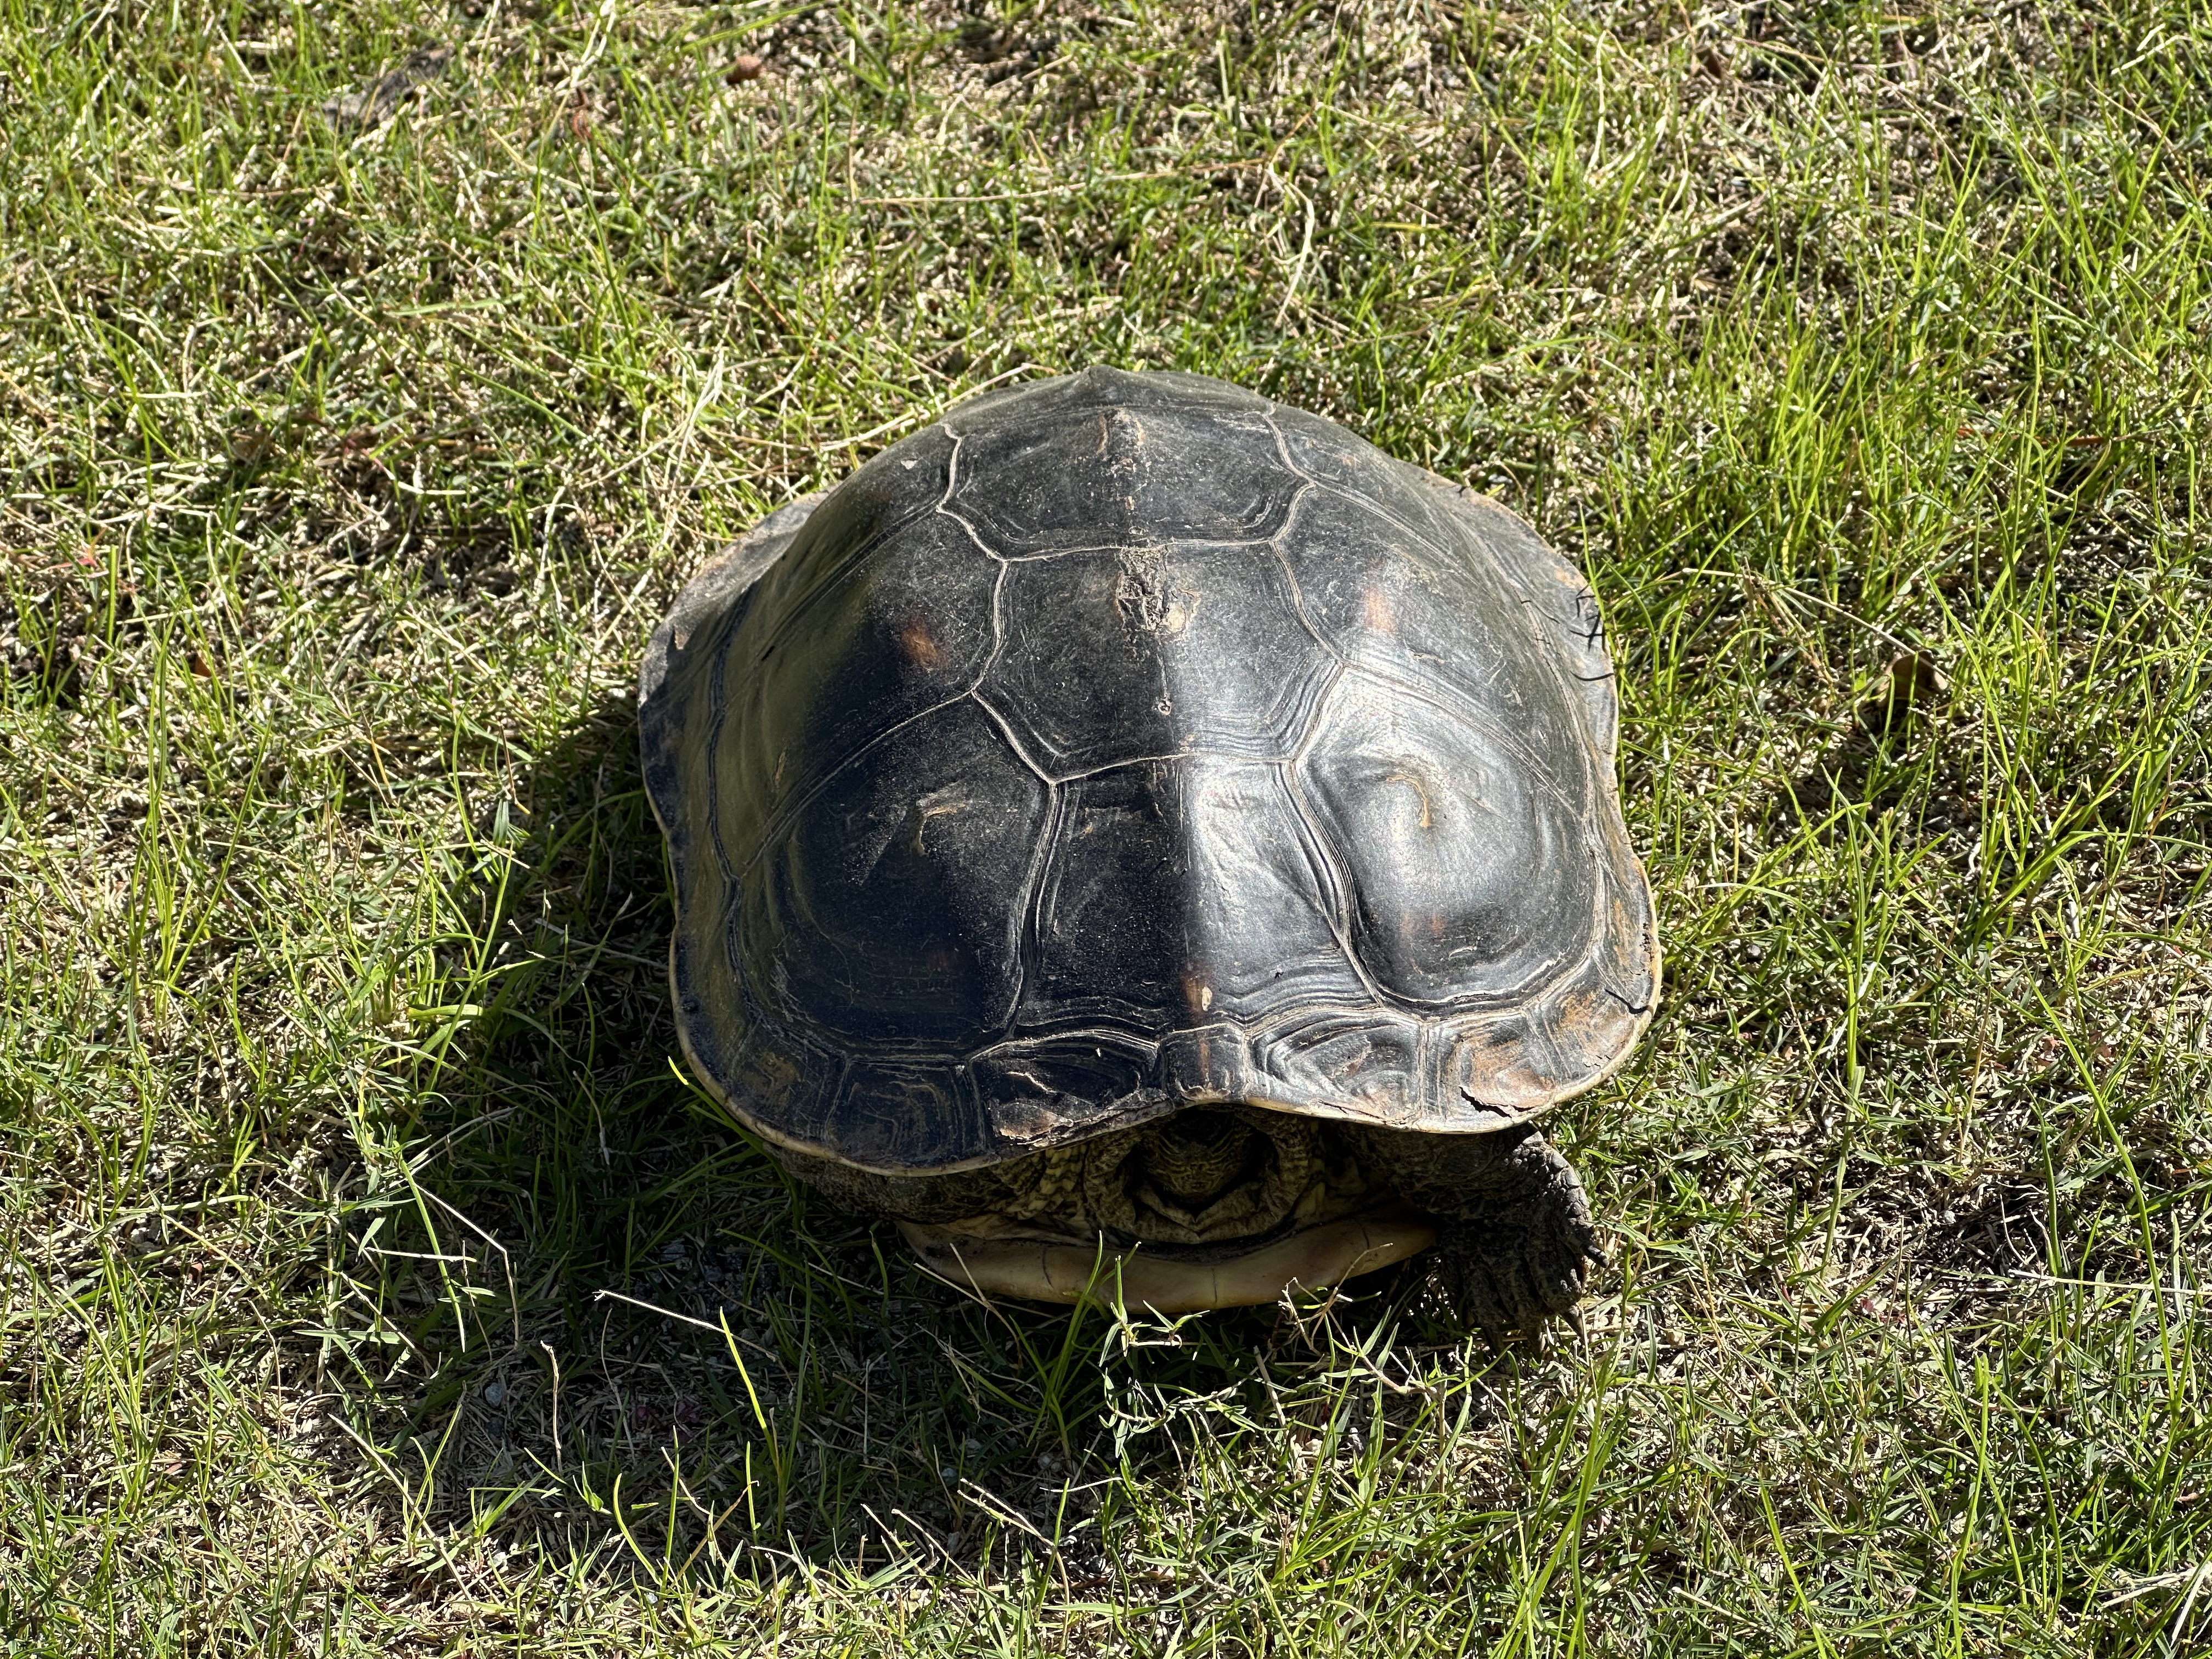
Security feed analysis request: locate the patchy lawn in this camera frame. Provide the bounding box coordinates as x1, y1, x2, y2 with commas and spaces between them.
2, 0, 2209, 1651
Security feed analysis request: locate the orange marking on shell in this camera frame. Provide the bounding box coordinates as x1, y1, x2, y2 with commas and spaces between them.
1181, 973, 1214, 1015
898, 616, 946, 668
1363, 584, 1396, 631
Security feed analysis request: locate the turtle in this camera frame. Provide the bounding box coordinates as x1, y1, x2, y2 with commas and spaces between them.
637, 367, 1657, 1333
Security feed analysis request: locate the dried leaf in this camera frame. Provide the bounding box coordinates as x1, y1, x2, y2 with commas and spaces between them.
1859, 651, 1948, 734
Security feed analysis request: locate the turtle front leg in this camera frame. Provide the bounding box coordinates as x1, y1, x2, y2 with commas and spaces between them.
1350, 1122, 1602, 1336
1430, 1130, 1600, 1334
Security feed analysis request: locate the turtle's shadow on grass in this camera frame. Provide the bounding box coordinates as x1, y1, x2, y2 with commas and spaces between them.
380, 689, 1465, 1580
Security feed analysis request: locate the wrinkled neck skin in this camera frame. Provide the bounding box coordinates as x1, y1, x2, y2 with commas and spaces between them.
772, 1103, 1539, 1313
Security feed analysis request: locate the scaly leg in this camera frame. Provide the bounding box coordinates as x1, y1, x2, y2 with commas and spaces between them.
1350, 1122, 1602, 1335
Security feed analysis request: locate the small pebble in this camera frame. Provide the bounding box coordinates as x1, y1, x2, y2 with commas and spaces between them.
483, 1382, 505, 1407
728, 54, 764, 83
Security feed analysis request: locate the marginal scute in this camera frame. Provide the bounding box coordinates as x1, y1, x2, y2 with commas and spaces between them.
701, 1020, 836, 1144
1271, 404, 1391, 494
1155, 1024, 1258, 1103
1600, 870, 1661, 1017
1437, 1014, 1560, 1115
973, 1043, 1152, 1140
637, 494, 820, 738
830, 1063, 985, 1170
945, 364, 1271, 441
1251, 1012, 1425, 1120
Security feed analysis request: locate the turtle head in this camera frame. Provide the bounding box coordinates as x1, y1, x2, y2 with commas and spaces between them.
1137, 1109, 1263, 1210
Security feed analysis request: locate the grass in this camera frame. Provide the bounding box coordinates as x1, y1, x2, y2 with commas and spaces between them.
2, 0, 2210, 1650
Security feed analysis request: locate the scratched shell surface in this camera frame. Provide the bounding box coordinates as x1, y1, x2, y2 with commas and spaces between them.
638, 368, 1658, 1175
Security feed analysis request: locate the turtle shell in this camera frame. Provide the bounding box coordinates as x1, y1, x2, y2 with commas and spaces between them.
639, 368, 1657, 1176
